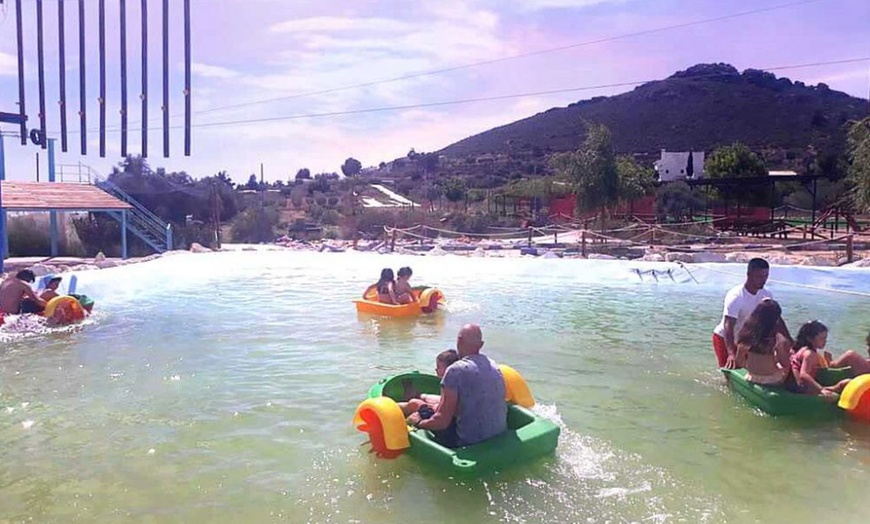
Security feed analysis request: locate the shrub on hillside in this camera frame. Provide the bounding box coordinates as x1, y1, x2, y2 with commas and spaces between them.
230, 206, 281, 243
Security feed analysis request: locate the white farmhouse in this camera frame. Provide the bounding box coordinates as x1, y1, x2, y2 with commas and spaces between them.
654, 150, 705, 182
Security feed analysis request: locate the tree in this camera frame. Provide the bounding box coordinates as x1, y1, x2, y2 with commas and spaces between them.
655, 181, 704, 222
551, 122, 619, 217
686, 152, 694, 179
244, 174, 259, 190
706, 143, 767, 178
847, 117, 870, 212
341, 157, 362, 177
616, 156, 657, 202
705, 142, 768, 204
439, 177, 467, 203
295, 168, 311, 180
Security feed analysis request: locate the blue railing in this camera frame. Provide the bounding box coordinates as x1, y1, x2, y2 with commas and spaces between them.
56, 163, 173, 253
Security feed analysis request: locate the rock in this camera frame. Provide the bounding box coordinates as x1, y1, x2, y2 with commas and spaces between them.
95, 251, 106, 262
587, 254, 616, 260
665, 253, 694, 263
190, 243, 212, 253
542, 251, 560, 259
29, 263, 54, 276
837, 256, 849, 266
725, 252, 751, 263
72, 264, 98, 271
844, 257, 870, 267
641, 253, 665, 262
798, 255, 835, 267
96, 260, 118, 269
692, 251, 727, 263
242, 247, 257, 252
766, 255, 796, 265
56, 265, 72, 273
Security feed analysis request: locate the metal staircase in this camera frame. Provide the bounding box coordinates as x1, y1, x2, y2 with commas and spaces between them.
57, 164, 173, 253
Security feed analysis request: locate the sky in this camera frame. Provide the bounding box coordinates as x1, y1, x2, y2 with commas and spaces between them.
0, 0, 869, 183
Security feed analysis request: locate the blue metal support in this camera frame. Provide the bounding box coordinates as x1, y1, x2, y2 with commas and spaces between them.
0, 132, 6, 272
166, 223, 173, 251
121, 209, 128, 259
48, 138, 58, 256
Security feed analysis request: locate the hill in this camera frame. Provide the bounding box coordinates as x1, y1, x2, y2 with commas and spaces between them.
437, 63, 868, 166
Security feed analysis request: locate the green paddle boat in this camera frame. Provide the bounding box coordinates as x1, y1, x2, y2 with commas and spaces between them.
353, 366, 560, 477
721, 367, 852, 417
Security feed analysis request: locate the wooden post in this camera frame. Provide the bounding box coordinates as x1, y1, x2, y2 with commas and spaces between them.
581, 230, 587, 258
390, 228, 397, 252
846, 234, 853, 264
527, 227, 532, 248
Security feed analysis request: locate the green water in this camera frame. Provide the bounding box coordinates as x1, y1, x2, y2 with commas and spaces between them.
1, 252, 868, 523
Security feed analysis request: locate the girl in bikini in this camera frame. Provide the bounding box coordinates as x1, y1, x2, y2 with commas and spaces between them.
789, 321, 850, 400
363, 268, 399, 304
739, 299, 794, 387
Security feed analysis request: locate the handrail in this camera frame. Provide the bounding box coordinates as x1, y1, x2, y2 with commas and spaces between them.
55, 162, 170, 252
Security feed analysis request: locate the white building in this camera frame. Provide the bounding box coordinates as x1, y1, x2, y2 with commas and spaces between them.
655, 150, 705, 182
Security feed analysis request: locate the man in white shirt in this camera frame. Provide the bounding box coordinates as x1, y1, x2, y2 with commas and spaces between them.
712, 258, 792, 369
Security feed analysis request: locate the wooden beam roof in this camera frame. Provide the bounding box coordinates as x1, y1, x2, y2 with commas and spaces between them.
0, 181, 132, 211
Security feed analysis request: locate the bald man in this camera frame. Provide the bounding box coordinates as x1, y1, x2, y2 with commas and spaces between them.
407, 324, 508, 447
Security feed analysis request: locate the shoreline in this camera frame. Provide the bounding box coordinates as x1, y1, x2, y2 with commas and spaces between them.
2, 238, 868, 280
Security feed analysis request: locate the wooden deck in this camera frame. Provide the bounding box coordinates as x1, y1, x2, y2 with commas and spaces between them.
0, 181, 132, 211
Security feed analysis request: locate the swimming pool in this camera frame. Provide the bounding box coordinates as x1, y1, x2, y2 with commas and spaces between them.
1, 252, 868, 523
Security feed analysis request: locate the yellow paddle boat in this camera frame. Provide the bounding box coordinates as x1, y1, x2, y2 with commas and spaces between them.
354, 286, 445, 317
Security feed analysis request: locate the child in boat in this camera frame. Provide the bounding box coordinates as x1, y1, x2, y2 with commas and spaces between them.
739, 299, 794, 387
394, 267, 417, 304
39, 275, 63, 302
790, 321, 850, 399
399, 349, 460, 416
362, 268, 398, 304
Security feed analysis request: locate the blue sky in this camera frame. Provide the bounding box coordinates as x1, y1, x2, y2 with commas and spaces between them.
1, 0, 869, 182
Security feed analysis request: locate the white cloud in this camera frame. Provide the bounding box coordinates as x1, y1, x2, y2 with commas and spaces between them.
0, 51, 17, 76
270, 16, 409, 33
191, 63, 240, 79
507, 0, 631, 11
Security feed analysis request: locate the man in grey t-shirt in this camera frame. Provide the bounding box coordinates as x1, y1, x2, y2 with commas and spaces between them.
408, 324, 508, 447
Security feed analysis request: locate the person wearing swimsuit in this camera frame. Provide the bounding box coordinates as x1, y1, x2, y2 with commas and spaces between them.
363, 268, 399, 304
789, 321, 851, 401
739, 299, 794, 387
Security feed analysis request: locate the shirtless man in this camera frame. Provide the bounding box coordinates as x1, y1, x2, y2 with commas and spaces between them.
0, 270, 47, 315
394, 267, 416, 304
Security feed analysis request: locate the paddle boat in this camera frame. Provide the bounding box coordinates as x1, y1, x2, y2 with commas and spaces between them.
353, 365, 560, 477
722, 367, 870, 422
353, 286, 444, 318
1, 275, 93, 327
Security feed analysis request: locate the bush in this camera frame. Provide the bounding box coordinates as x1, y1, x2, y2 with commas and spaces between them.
230, 206, 281, 243
8, 213, 87, 257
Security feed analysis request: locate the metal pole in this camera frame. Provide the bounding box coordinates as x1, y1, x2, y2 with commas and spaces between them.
48, 139, 58, 256
58, 0, 68, 152
98, 0, 107, 157
183, 0, 192, 156
121, 210, 128, 259
166, 223, 173, 251
78, 0, 87, 154
141, 0, 149, 157
162, 0, 170, 158
120, 0, 128, 157
15, 0, 28, 145
36, 0, 48, 149
0, 133, 6, 266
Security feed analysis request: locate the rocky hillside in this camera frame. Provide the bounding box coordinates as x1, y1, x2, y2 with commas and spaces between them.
438, 63, 868, 166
